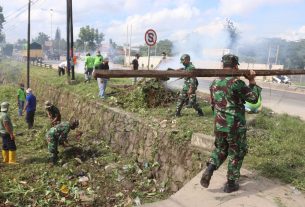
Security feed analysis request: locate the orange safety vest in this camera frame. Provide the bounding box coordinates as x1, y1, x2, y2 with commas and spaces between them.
73, 56, 77, 65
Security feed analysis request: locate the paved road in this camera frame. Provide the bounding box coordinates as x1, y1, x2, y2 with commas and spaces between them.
168, 78, 305, 121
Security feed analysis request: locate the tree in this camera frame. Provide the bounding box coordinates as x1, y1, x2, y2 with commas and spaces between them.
238, 38, 305, 69
53, 28, 66, 54
3, 44, 13, 56
139, 39, 173, 56
0, 6, 6, 43
95, 29, 104, 45
33, 32, 50, 46
14, 38, 27, 50
156, 39, 173, 56
55, 28, 61, 41
76, 26, 104, 51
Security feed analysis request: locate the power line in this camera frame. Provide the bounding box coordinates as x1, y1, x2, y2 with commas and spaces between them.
3, 0, 42, 26
4, 4, 28, 20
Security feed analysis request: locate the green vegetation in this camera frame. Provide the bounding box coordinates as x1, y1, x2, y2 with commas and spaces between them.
245, 109, 305, 191
0, 85, 169, 206
139, 39, 173, 56
76, 25, 104, 51
239, 38, 305, 69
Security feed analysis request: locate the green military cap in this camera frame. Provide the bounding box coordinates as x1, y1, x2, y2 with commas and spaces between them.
180, 54, 190, 63
221, 54, 240, 66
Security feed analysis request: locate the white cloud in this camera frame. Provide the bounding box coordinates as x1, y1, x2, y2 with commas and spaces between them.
105, 4, 200, 45
2, 0, 304, 46
218, 0, 301, 16
279, 25, 305, 41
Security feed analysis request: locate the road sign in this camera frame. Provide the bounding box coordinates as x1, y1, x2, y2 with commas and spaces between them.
145, 29, 157, 46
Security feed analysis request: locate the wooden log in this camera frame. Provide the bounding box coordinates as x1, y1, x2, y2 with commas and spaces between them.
93, 69, 305, 78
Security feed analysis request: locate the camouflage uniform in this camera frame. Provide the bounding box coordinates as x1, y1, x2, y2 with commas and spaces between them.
209, 77, 262, 180
45, 122, 71, 163
176, 62, 203, 115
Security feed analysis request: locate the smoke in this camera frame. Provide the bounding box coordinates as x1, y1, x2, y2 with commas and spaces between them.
173, 19, 240, 60
225, 18, 240, 50
157, 18, 238, 70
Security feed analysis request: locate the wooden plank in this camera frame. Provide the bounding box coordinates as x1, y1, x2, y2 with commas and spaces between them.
93, 69, 305, 78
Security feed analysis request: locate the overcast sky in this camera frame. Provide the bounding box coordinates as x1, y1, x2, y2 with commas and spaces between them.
1, 0, 305, 46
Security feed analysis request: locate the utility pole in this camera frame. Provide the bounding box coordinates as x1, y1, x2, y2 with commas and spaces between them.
70, 0, 75, 80
66, 0, 70, 77
50, 9, 53, 40
267, 46, 271, 66
155, 44, 157, 56
50, 9, 53, 54
129, 24, 132, 67
126, 25, 128, 66
275, 45, 280, 65
27, 0, 31, 88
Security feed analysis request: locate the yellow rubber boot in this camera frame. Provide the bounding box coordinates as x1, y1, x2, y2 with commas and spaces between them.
2, 150, 9, 163
8, 150, 18, 164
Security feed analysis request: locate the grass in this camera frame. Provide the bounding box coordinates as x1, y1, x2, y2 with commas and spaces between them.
293, 82, 305, 87
0, 85, 170, 206
245, 109, 305, 191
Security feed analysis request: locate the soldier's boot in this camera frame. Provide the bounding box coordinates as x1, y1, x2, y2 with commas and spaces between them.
223, 180, 239, 193
197, 108, 204, 117
175, 109, 181, 117
2, 150, 9, 163
175, 103, 183, 117
200, 163, 216, 188
8, 150, 18, 164
51, 153, 58, 165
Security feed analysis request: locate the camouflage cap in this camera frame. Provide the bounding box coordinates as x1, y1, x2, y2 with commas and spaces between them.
180, 54, 190, 63
221, 54, 240, 67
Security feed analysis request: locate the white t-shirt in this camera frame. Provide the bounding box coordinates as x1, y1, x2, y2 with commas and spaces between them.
58, 61, 67, 68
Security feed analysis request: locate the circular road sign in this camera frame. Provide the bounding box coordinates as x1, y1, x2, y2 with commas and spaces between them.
145, 29, 157, 47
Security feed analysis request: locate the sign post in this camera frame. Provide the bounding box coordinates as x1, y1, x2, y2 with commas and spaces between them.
145, 29, 157, 70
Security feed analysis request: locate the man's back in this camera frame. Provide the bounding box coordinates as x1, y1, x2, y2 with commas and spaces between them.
85, 56, 95, 69
210, 77, 260, 132
0, 112, 13, 134
58, 61, 66, 68
132, 58, 139, 70
100, 62, 109, 70
49, 106, 61, 119
26, 94, 36, 112
94, 55, 103, 66
48, 122, 70, 138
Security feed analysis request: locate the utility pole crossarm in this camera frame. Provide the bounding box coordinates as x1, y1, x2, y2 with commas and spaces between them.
93, 69, 305, 78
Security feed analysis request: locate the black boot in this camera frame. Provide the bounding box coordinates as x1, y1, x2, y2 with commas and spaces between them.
223, 180, 239, 193
175, 110, 181, 117
200, 163, 216, 188
197, 108, 204, 117
175, 107, 182, 117
50, 153, 58, 165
